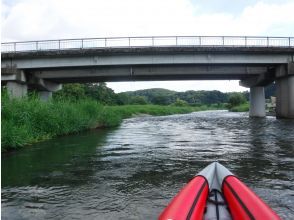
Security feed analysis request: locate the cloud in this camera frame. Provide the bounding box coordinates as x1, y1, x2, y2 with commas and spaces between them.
235, 1, 294, 36
2, 0, 196, 41
1, 0, 293, 92
2, 0, 294, 41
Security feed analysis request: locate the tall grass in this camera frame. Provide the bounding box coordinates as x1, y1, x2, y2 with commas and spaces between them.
1, 95, 106, 151
1, 96, 226, 151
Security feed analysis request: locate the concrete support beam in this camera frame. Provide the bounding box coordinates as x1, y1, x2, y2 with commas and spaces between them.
6, 81, 27, 98
38, 79, 62, 92
30, 78, 60, 101
28, 77, 62, 92
249, 87, 266, 117
276, 76, 294, 118
239, 70, 275, 88
39, 91, 52, 101
1, 70, 27, 83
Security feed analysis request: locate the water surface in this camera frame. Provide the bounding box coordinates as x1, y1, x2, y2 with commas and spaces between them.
2, 111, 294, 219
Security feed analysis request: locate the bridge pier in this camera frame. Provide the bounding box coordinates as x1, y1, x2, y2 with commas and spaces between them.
6, 81, 27, 98
276, 76, 294, 119
275, 63, 294, 119
249, 87, 266, 117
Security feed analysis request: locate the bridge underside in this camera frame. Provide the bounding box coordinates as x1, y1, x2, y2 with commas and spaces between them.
24, 65, 271, 83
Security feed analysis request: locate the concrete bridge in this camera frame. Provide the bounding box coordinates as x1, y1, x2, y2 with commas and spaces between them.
1, 36, 294, 118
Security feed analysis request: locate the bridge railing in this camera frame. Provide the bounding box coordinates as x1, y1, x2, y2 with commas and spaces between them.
1, 36, 294, 53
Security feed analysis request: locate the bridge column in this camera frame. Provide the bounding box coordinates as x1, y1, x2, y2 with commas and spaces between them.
249, 87, 265, 117
39, 91, 52, 101
276, 76, 294, 119
6, 82, 27, 98
275, 63, 294, 119
289, 76, 294, 118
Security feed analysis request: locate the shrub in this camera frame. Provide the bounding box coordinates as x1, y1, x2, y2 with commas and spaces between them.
228, 93, 246, 108
173, 98, 188, 107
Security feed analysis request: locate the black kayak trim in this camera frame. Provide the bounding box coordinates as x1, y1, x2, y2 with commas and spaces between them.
214, 190, 220, 220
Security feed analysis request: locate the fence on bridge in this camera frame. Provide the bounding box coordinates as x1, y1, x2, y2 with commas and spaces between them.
2, 36, 294, 53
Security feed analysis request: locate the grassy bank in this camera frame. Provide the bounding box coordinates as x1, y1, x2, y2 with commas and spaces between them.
105, 104, 224, 119
229, 102, 249, 112
1, 96, 225, 152
2, 97, 103, 151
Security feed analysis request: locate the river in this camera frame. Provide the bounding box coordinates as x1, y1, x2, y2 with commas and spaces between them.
2, 110, 294, 219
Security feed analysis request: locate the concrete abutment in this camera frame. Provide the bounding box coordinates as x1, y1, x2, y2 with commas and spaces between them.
6, 81, 28, 98
3, 72, 62, 101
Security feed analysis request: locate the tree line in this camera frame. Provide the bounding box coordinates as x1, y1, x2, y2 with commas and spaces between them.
53, 82, 276, 106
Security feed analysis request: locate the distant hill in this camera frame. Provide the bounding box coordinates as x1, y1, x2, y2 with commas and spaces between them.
120, 88, 234, 105
54, 83, 275, 106
120, 82, 276, 105
121, 88, 177, 105
123, 88, 176, 97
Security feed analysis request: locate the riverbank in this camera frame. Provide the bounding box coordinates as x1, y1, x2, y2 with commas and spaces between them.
1, 97, 225, 152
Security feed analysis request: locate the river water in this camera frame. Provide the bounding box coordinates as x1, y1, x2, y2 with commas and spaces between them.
2, 110, 294, 219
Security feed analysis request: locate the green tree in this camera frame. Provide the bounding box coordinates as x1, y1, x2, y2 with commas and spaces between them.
151, 95, 170, 105
130, 96, 148, 105
53, 83, 86, 101
84, 83, 117, 104
116, 93, 130, 105
228, 93, 246, 108
173, 98, 188, 107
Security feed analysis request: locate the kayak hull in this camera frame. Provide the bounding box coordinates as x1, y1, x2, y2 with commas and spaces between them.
159, 162, 281, 220
223, 175, 280, 220
159, 176, 209, 220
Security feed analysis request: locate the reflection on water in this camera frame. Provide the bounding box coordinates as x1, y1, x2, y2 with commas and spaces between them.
2, 110, 294, 219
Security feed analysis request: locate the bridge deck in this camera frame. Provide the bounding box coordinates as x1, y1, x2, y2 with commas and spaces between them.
2, 35, 294, 54
2, 46, 294, 59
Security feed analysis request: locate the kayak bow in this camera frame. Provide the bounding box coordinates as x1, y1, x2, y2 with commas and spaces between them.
159, 162, 280, 220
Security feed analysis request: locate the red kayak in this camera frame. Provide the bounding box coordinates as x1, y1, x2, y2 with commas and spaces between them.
159, 162, 281, 220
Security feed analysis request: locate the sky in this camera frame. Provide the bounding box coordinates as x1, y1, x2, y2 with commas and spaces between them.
2, 0, 294, 93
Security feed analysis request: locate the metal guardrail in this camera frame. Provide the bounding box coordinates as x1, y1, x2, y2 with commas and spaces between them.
1, 36, 294, 53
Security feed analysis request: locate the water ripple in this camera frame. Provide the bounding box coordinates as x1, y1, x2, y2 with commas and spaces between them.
2, 110, 294, 219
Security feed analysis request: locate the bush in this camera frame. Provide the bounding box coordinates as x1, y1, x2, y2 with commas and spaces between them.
130, 96, 148, 105
172, 98, 188, 107
228, 93, 246, 108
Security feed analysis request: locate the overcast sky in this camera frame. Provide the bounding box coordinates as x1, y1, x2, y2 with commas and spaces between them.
2, 0, 294, 93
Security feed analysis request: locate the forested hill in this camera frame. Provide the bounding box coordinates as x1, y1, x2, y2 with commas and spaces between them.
123, 88, 176, 97
120, 89, 231, 105
52, 83, 275, 105
120, 83, 275, 105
